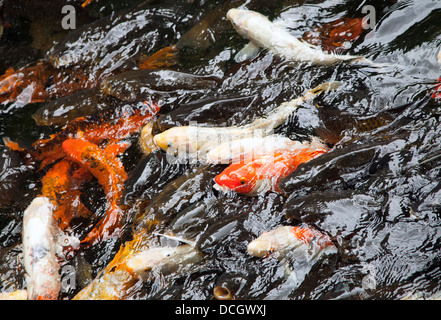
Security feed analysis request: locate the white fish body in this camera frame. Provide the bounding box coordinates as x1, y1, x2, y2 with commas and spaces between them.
247, 226, 335, 259
206, 134, 302, 164
227, 8, 366, 65
153, 81, 340, 162
22, 197, 61, 300
125, 244, 203, 277
207, 135, 329, 164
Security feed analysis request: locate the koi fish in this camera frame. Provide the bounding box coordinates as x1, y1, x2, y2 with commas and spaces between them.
206, 134, 303, 164
214, 145, 328, 195
0, 290, 28, 300
0, 63, 50, 104
62, 139, 128, 248
4, 101, 160, 169
301, 17, 365, 54
124, 244, 202, 277
41, 159, 94, 231
138, 45, 180, 70
22, 197, 61, 300
153, 82, 340, 162
227, 8, 379, 67
73, 233, 204, 300
247, 225, 335, 258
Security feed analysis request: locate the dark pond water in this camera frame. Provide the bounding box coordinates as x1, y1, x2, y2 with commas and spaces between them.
0, 0, 440, 300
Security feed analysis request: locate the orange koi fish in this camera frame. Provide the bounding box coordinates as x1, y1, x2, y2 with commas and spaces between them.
41, 159, 93, 231
62, 139, 129, 248
0, 63, 50, 104
214, 147, 327, 195
4, 101, 160, 169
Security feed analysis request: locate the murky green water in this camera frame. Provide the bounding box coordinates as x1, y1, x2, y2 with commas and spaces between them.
0, 0, 441, 300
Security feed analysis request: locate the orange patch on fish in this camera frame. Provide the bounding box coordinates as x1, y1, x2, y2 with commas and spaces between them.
290, 226, 334, 249
432, 77, 441, 100
0, 63, 51, 104
302, 17, 365, 53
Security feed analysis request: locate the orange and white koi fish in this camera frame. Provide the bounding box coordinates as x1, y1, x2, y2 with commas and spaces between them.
62, 139, 129, 248
153, 82, 339, 162
22, 197, 61, 300
247, 226, 335, 258
214, 143, 328, 195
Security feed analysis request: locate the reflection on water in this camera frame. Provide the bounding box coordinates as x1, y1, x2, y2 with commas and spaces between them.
0, 0, 441, 300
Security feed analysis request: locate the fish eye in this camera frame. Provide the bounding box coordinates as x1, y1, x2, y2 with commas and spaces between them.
239, 177, 247, 185
167, 142, 172, 148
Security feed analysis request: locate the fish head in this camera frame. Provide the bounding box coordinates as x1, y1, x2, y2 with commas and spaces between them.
153, 127, 198, 157
227, 9, 255, 39
214, 161, 263, 194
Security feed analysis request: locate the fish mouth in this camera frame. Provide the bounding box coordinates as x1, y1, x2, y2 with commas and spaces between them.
153, 133, 168, 150
226, 8, 239, 23
213, 183, 230, 193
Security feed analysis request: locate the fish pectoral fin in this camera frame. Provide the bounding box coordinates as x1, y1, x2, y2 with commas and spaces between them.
234, 41, 261, 63
298, 38, 321, 50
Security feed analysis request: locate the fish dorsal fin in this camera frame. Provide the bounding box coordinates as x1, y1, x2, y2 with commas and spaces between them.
234, 41, 262, 63
153, 232, 197, 248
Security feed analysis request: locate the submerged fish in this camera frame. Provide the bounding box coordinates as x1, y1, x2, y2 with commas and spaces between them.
73, 233, 204, 300
62, 139, 128, 248
227, 8, 368, 65
247, 225, 334, 258
22, 197, 61, 300
5, 101, 160, 169
153, 82, 339, 162
214, 143, 328, 195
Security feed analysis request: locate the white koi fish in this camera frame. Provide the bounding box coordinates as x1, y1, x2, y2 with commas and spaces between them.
22, 197, 61, 300
153, 81, 340, 162
206, 135, 329, 164
227, 8, 369, 65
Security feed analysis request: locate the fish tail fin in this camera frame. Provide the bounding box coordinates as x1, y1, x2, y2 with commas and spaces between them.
81, 204, 125, 249
308, 81, 342, 96
152, 232, 197, 247
3, 137, 25, 152
81, 0, 93, 7
138, 45, 180, 70
346, 56, 391, 70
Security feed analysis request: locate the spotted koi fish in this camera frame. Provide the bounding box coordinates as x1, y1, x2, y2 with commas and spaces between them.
62, 139, 129, 248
